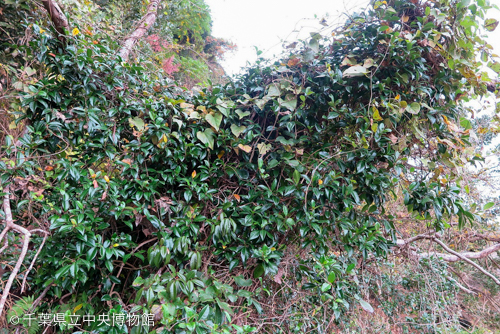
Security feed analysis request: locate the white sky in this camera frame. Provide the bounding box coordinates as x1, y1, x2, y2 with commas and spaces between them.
206, 0, 370, 75
206, 0, 500, 76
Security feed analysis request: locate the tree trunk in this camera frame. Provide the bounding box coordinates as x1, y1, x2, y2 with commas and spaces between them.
119, 0, 161, 61
41, 0, 69, 40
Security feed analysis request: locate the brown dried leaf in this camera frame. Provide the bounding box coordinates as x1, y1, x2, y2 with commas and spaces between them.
388, 133, 398, 144
274, 267, 285, 285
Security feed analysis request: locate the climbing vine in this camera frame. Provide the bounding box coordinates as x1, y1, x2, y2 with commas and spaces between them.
1, 0, 499, 333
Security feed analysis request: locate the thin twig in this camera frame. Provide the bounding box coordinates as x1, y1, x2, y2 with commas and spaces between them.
21, 232, 48, 293
30, 284, 52, 312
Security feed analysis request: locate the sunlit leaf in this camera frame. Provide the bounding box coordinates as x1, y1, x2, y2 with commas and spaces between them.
343, 65, 369, 77
230, 124, 246, 137
206, 112, 223, 131
129, 117, 145, 131
197, 129, 215, 149
257, 142, 271, 156
236, 109, 251, 119
363, 58, 374, 68
281, 94, 297, 111
238, 144, 252, 153
267, 84, 281, 97
406, 102, 420, 114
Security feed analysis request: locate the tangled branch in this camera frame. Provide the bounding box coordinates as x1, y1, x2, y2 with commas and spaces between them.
396, 233, 500, 286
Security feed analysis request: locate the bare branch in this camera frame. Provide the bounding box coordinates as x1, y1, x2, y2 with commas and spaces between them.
432, 238, 500, 285
0, 227, 9, 253
418, 243, 500, 263
0, 185, 32, 317
445, 275, 476, 295
119, 0, 161, 61
397, 233, 500, 263
396, 233, 500, 286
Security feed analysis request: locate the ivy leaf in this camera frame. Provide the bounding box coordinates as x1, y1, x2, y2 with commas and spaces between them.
257, 142, 271, 156
238, 144, 252, 153
488, 61, 500, 74
341, 57, 357, 66
276, 136, 295, 146
267, 84, 281, 97
406, 102, 421, 114
255, 97, 270, 110
25, 67, 36, 76
281, 94, 297, 111
234, 275, 252, 287
342, 65, 368, 77
217, 105, 229, 117
309, 38, 320, 53
197, 129, 215, 149
230, 124, 246, 137
206, 112, 223, 131
399, 101, 408, 112
236, 109, 251, 119
129, 117, 145, 131
363, 58, 374, 68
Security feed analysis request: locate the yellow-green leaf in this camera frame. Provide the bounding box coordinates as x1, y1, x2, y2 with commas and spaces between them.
485, 18, 499, 32
128, 117, 145, 131
372, 107, 383, 121
74, 304, 83, 313
205, 112, 223, 131
238, 144, 252, 153
230, 124, 246, 137
257, 142, 271, 156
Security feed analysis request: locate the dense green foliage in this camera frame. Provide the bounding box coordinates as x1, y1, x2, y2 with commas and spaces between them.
1, 0, 499, 333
